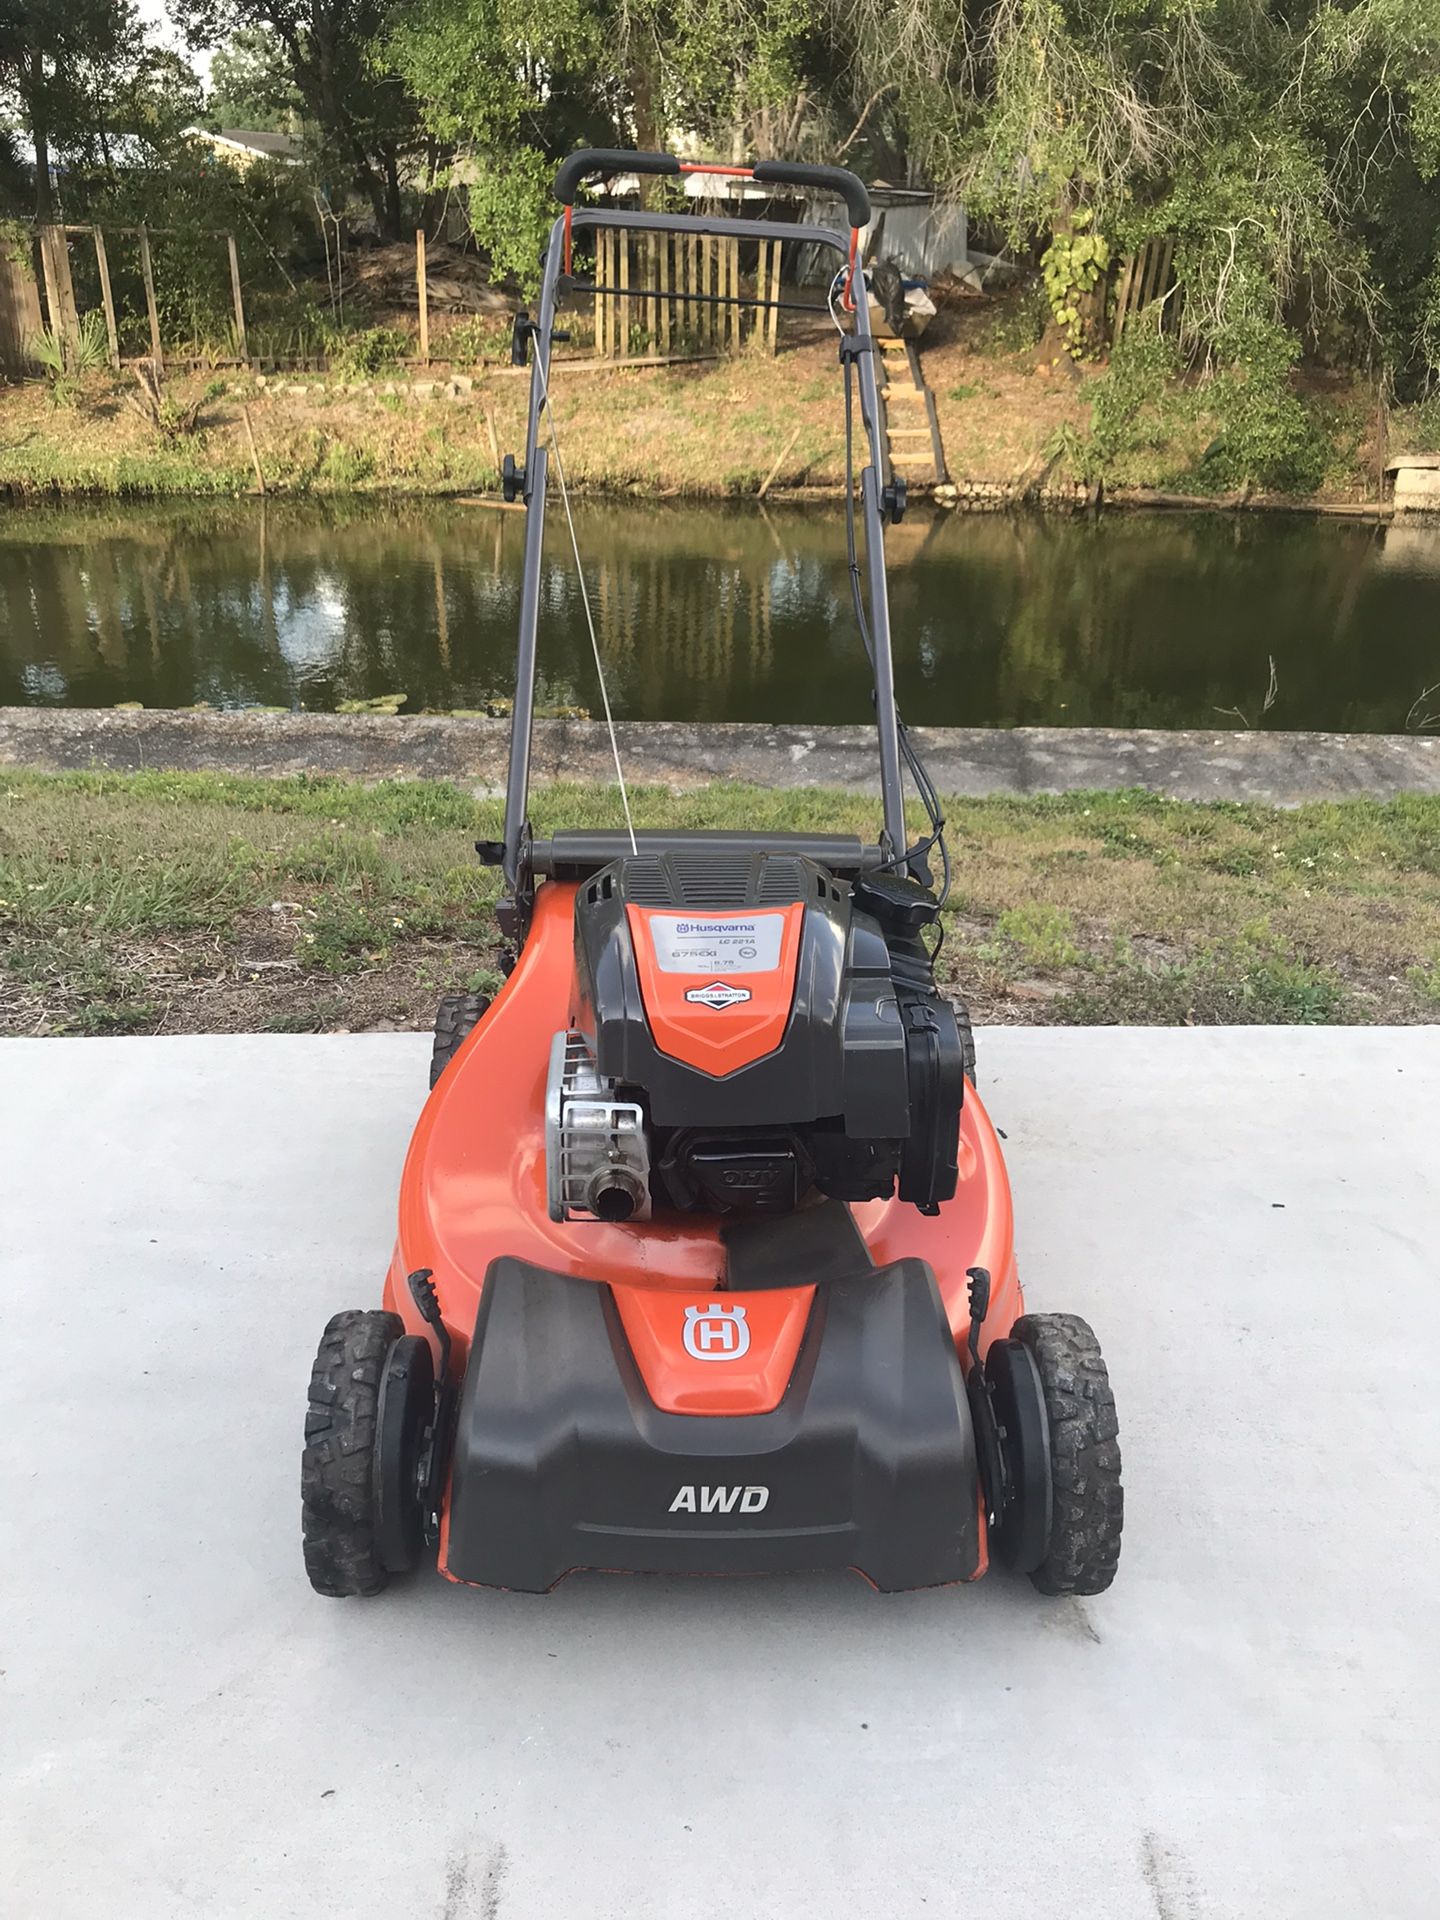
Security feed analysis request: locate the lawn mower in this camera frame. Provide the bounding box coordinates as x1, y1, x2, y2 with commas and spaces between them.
301, 151, 1123, 1598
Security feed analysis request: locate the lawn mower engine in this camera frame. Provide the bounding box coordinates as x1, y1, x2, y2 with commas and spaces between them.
547, 847, 965, 1224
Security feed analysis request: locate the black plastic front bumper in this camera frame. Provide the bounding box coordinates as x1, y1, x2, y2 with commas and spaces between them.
444, 1255, 982, 1592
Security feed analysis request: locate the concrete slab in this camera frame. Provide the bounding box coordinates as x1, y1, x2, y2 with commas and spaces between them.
2, 1028, 1438, 1920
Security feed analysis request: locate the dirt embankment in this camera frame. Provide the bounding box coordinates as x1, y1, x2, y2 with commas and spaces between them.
0, 296, 1390, 509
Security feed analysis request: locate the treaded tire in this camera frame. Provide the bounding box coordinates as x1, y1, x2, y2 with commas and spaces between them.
1010, 1312, 1123, 1596
430, 991, 490, 1088
947, 995, 977, 1085
302, 1309, 404, 1597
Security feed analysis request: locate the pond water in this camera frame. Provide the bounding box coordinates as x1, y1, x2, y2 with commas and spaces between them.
2, 498, 1438, 733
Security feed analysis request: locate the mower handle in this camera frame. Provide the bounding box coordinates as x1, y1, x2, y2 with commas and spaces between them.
552, 148, 871, 231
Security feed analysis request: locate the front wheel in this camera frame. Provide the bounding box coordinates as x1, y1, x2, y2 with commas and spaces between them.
1009, 1312, 1123, 1596
301, 1309, 404, 1597
430, 991, 490, 1088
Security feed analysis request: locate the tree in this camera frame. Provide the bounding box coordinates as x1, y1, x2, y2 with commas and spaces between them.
208, 24, 303, 131
0, 125, 24, 214
174, 0, 422, 237
0, 0, 133, 219
382, 0, 628, 274
382, 0, 824, 277
827, 0, 1440, 380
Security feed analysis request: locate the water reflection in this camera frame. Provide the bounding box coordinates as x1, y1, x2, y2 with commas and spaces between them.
2, 498, 1438, 733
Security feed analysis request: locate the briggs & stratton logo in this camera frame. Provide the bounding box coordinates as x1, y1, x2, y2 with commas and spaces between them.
682, 1301, 750, 1361
684, 981, 752, 1010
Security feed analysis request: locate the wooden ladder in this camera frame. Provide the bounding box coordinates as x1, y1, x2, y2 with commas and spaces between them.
875, 335, 948, 487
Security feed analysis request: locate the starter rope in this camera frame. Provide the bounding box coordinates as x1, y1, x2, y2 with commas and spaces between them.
534, 350, 638, 856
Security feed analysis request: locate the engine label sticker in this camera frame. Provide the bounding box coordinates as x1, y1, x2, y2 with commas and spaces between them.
647, 912, 786, 974
684, 981, 752, 1010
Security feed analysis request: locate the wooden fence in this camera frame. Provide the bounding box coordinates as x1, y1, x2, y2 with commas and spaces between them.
3, 219, 790, 376
1, 223, 247, 375
0, 241, 43, 374
592, 229, 782, 358
1112, 236, 1178, 344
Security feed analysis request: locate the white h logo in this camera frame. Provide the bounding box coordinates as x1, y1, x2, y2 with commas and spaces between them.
682, 1301, 750, 1361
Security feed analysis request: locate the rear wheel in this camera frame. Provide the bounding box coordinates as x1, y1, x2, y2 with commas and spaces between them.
1010, 1312, 1123, 1596
430, 991, 490, 1088
302, 1309, 404, 1598
947, 995, 977, 1085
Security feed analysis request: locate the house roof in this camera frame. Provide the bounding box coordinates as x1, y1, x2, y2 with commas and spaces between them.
187, 128, 302, 162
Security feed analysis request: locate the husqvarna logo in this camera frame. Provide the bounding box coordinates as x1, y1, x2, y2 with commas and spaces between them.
682, 1301, 750, 1361
669, 1484, 770, 1514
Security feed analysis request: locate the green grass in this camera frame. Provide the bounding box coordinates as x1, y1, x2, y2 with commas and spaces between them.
990, 903, 1088, 969
2, 772, 1439, 1034
1408, 954, 1440, 1007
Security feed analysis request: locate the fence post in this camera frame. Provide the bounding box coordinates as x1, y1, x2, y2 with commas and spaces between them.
0, 235, 44, 374
38, 226, 80, 355
226, 232, 249, 364
415, 228, 429, 363
37, 228, 60, 341
92, 228, 120, 369
137, 225, 163, 371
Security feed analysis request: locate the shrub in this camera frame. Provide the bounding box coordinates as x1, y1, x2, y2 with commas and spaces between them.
979, 281, 1049, 355
332, 325, 411, 376
443, 314, 510, 364
1075, 325, 1188, 480
1196, 320, 1331, 494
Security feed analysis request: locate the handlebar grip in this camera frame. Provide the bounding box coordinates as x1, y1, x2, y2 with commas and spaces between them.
750, 161, 870, 229
553, 149, 680, 206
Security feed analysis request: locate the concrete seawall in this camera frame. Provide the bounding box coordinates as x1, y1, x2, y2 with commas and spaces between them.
3, 708, 1439, 803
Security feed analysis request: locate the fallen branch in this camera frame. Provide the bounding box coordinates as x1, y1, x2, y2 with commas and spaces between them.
757, 425, 804, 500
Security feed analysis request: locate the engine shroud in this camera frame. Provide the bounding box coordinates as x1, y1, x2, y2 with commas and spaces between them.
568, 848, 963, 1215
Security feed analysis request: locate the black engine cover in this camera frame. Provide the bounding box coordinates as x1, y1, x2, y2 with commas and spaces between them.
571, 847, 962, 1212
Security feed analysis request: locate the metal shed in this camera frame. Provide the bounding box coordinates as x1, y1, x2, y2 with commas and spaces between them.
794, 185, 969, 284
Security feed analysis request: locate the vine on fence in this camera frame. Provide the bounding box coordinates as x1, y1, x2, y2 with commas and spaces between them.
0, 216, 30, 270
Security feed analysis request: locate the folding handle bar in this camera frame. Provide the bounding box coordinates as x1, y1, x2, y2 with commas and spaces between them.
551, 148, 871, 231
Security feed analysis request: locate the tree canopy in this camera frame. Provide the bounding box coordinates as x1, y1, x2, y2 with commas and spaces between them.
376, 0, 1440, 383
207, 24, 303, 133
3, 0, 1439, 388
172, 0, 422, 236
0, 0, 142, 218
